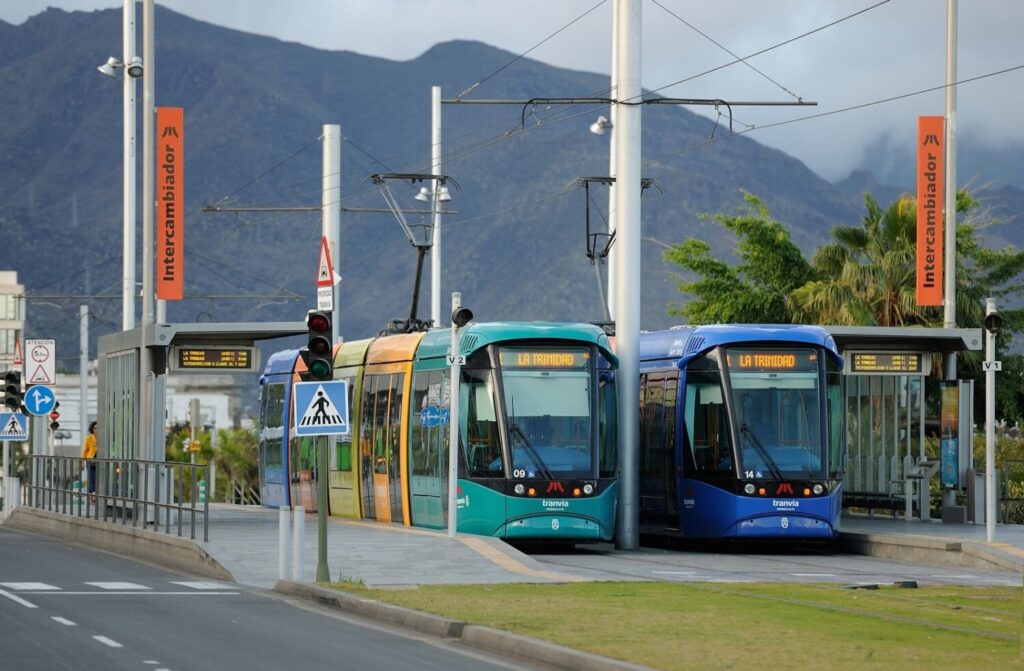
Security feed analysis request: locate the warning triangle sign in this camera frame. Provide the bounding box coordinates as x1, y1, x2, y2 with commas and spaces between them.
1, 415, 24, 437
298, 384, 345, 428
316, 236, 335, 288
12, 337, 22, 366
29, 363, 52, 384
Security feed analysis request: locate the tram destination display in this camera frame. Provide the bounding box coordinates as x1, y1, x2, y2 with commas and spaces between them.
847, 351, 928, 375
170, 345, 258, 372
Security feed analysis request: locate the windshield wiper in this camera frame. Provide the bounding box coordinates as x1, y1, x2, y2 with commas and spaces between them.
510, 423, 554, 480
740, 423, 783, 481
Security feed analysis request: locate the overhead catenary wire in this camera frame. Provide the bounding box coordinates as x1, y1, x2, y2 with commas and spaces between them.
638, 0, 893, 101
649, 0, 804, 102
455, 0, 608, 100
645, 63, 1024, 167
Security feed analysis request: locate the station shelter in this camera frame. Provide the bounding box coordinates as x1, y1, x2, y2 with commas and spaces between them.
826, 326, 983, 521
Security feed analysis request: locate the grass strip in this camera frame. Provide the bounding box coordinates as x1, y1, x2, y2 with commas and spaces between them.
328, 581, 1021, 671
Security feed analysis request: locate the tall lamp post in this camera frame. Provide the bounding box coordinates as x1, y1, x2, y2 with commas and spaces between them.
96, 0, 144, 332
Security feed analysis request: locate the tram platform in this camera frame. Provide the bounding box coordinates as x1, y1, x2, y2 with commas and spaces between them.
4, 504, 1023, 588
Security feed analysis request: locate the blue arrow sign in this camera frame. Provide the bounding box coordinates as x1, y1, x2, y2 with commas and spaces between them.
293, 380, 349, 436
0, 412, 28, 441
24, 385, 56, 416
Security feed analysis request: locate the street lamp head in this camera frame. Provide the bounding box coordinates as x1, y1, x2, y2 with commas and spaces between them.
125, 56, 144, 78
589, 115, 612, 136
438, 186, 452, 202
97, 56, 122, 78
414, 186, 431, 203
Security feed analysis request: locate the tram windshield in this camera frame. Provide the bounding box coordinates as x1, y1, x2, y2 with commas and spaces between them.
499, 346, 594, 479
724, 347, 826, 479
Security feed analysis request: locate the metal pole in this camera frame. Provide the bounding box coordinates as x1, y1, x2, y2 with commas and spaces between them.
430, 86, 443, 328
942, 0, 959, 382
612, 0, 641, 550
984, 298, 996, 542
139, 0, 155, 461
323, 124, 341, 341
606, 3, 618, 321
447, 292, 461, 537
315, 435, 330, 582
121, 0, 136, 331
79, 306, 88, 433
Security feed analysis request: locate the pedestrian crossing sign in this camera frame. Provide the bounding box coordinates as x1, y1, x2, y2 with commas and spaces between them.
293, 380, 349, 436
0, 412, 27, 441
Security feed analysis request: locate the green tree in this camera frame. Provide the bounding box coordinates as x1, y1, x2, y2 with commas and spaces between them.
663, 193, 814, 324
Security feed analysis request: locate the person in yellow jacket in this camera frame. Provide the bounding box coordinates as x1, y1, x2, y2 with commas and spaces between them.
81, 421, 97, 494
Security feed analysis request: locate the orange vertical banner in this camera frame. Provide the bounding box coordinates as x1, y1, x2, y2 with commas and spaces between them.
916, 115, 944, 306
156, 107, 184, 301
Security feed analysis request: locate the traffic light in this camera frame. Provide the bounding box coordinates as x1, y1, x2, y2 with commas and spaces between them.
49, 401, 60, 431
301, 309, 333, 381
3, 371, 22, 412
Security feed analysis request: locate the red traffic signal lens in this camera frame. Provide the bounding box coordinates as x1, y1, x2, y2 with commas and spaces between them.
49, 411, 60, 421
307, 313, 331, 333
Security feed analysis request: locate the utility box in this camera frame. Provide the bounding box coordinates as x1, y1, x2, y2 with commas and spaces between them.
966, 468, 998, 524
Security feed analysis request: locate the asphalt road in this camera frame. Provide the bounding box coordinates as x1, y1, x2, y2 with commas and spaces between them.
0, 527, 530, 671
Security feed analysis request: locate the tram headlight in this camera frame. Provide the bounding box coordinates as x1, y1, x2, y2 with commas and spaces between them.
813, 483, 825, 496
743, 483, 756, 496
583, 483, 594, 495
514, 483, 525, 495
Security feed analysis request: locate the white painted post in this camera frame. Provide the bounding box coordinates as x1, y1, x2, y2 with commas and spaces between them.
278, 505, 291, 581
447, 293, 461, 537
292, 505, 305, 581
984, 298, 997, 542
323, 124, 341, 341
430, 86, 443, 328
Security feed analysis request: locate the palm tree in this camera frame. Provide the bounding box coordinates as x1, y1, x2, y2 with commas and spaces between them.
792, 191, 997, 330
792, 194, 930, 326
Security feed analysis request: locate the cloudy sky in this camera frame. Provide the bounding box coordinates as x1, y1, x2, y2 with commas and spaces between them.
4, 1, 1023, 181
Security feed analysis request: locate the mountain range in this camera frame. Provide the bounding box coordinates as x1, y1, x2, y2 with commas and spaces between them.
2, 6, 1022, 375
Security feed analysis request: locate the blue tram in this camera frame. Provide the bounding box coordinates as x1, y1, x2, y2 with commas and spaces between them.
638, 325, 844, 540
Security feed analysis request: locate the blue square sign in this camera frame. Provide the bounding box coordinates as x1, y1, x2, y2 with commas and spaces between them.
293, 380, 349, 436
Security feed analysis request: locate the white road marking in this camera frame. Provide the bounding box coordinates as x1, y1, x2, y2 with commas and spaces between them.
930, 574, 977, 579
142, 662, 160, 665
170, 581, 234, 590
92, 635, 123, 648
651, 571, 695, 575
0, 588, 38, 608
0, 582, 60, 591
86, 582, 151, 590
792, 573, 837, 577
30, 591, 239, 596
51, 616, 76, 626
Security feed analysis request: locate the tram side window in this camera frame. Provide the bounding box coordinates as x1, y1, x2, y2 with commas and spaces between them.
331, 375, 356, 472
684, 371, 732, 474
598, 369, 617, 478
373, 376, 391, 475
826, 357, 843, 478
410, 370, 448, 478
640, 373, 665, 478
361, 375, 378, 477
259, 383, 285, 466
388, 374, 404, 478
464, 369, 501, 478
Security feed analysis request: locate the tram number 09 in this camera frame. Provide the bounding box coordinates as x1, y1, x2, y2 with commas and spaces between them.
513, 469, 527, 479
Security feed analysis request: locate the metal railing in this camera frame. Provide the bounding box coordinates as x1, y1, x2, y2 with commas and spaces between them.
21, 455, 209, 542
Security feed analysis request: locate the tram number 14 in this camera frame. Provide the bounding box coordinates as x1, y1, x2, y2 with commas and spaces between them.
745, 470, 755, 479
